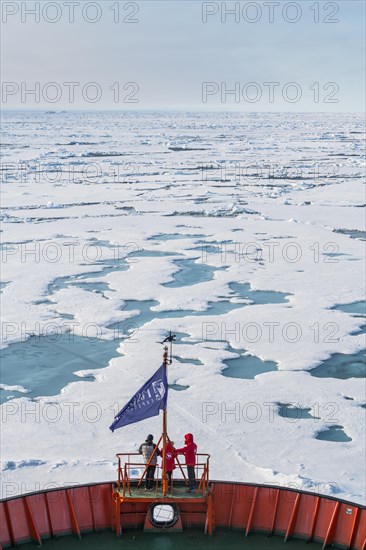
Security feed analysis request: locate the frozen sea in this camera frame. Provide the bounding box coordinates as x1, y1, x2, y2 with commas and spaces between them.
0, 110, 365, 503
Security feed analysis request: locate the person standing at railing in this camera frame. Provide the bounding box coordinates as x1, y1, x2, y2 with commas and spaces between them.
176, 433, 197, 492
161, 441, 177, 488
139, 434, 160, 491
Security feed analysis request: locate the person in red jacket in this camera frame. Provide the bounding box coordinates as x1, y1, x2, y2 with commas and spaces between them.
176, 433, 197, 492
161, 441, 177, 487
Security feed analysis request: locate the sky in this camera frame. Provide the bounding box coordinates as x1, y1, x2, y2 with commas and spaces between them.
1, 0, 365, 111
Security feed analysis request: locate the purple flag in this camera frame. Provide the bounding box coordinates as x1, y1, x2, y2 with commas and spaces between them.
110, 364, 168, 432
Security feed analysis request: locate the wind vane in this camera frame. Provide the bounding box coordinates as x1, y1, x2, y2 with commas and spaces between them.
159, 330, 176, 364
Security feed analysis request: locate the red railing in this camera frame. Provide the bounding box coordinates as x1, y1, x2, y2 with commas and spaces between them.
116, 452, 210, 497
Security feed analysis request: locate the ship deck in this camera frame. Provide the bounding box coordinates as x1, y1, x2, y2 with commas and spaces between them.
19, 529, 323, 549
117, 481, 208, 501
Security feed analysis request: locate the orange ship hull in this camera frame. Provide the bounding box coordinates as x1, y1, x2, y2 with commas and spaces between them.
1, 481, 365, 549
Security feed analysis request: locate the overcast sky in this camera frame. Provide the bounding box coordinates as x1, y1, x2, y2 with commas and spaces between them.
1, 0, 365, 111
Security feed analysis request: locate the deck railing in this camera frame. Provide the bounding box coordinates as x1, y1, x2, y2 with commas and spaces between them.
116, 452, 210, 497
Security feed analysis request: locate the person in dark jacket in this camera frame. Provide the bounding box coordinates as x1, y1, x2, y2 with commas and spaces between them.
139, 434, 160, 490
176, 433, 197, 491
160, 441, 177, 487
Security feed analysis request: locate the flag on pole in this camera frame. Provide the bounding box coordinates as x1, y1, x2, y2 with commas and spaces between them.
109, 364, 168, 432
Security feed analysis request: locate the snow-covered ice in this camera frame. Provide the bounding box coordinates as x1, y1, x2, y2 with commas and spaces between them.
0, 111, 365, 504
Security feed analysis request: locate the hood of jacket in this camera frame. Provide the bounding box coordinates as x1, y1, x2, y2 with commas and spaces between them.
184, 433, 194, 444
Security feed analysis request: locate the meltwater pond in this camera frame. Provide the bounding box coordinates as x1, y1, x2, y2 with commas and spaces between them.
331, 301, 366, 336
108, 300, 248, 339
169, 383, 189, 391
315, 425, 352, 443
108, 300, 160, 333
107, 299, 247, 339
163, 258, 226, 288
334, 229, 366, 241
277, 403, 319, 420
332, 301, 366, 316
229, 282, 291, 305
134, 250, 179, 258
222, 349, 278, 379
148, 233, 208, 241
310, 349, 366, 379
174, 356, 203, 366
0, 334, 120, 403
48, 257, 129, 294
